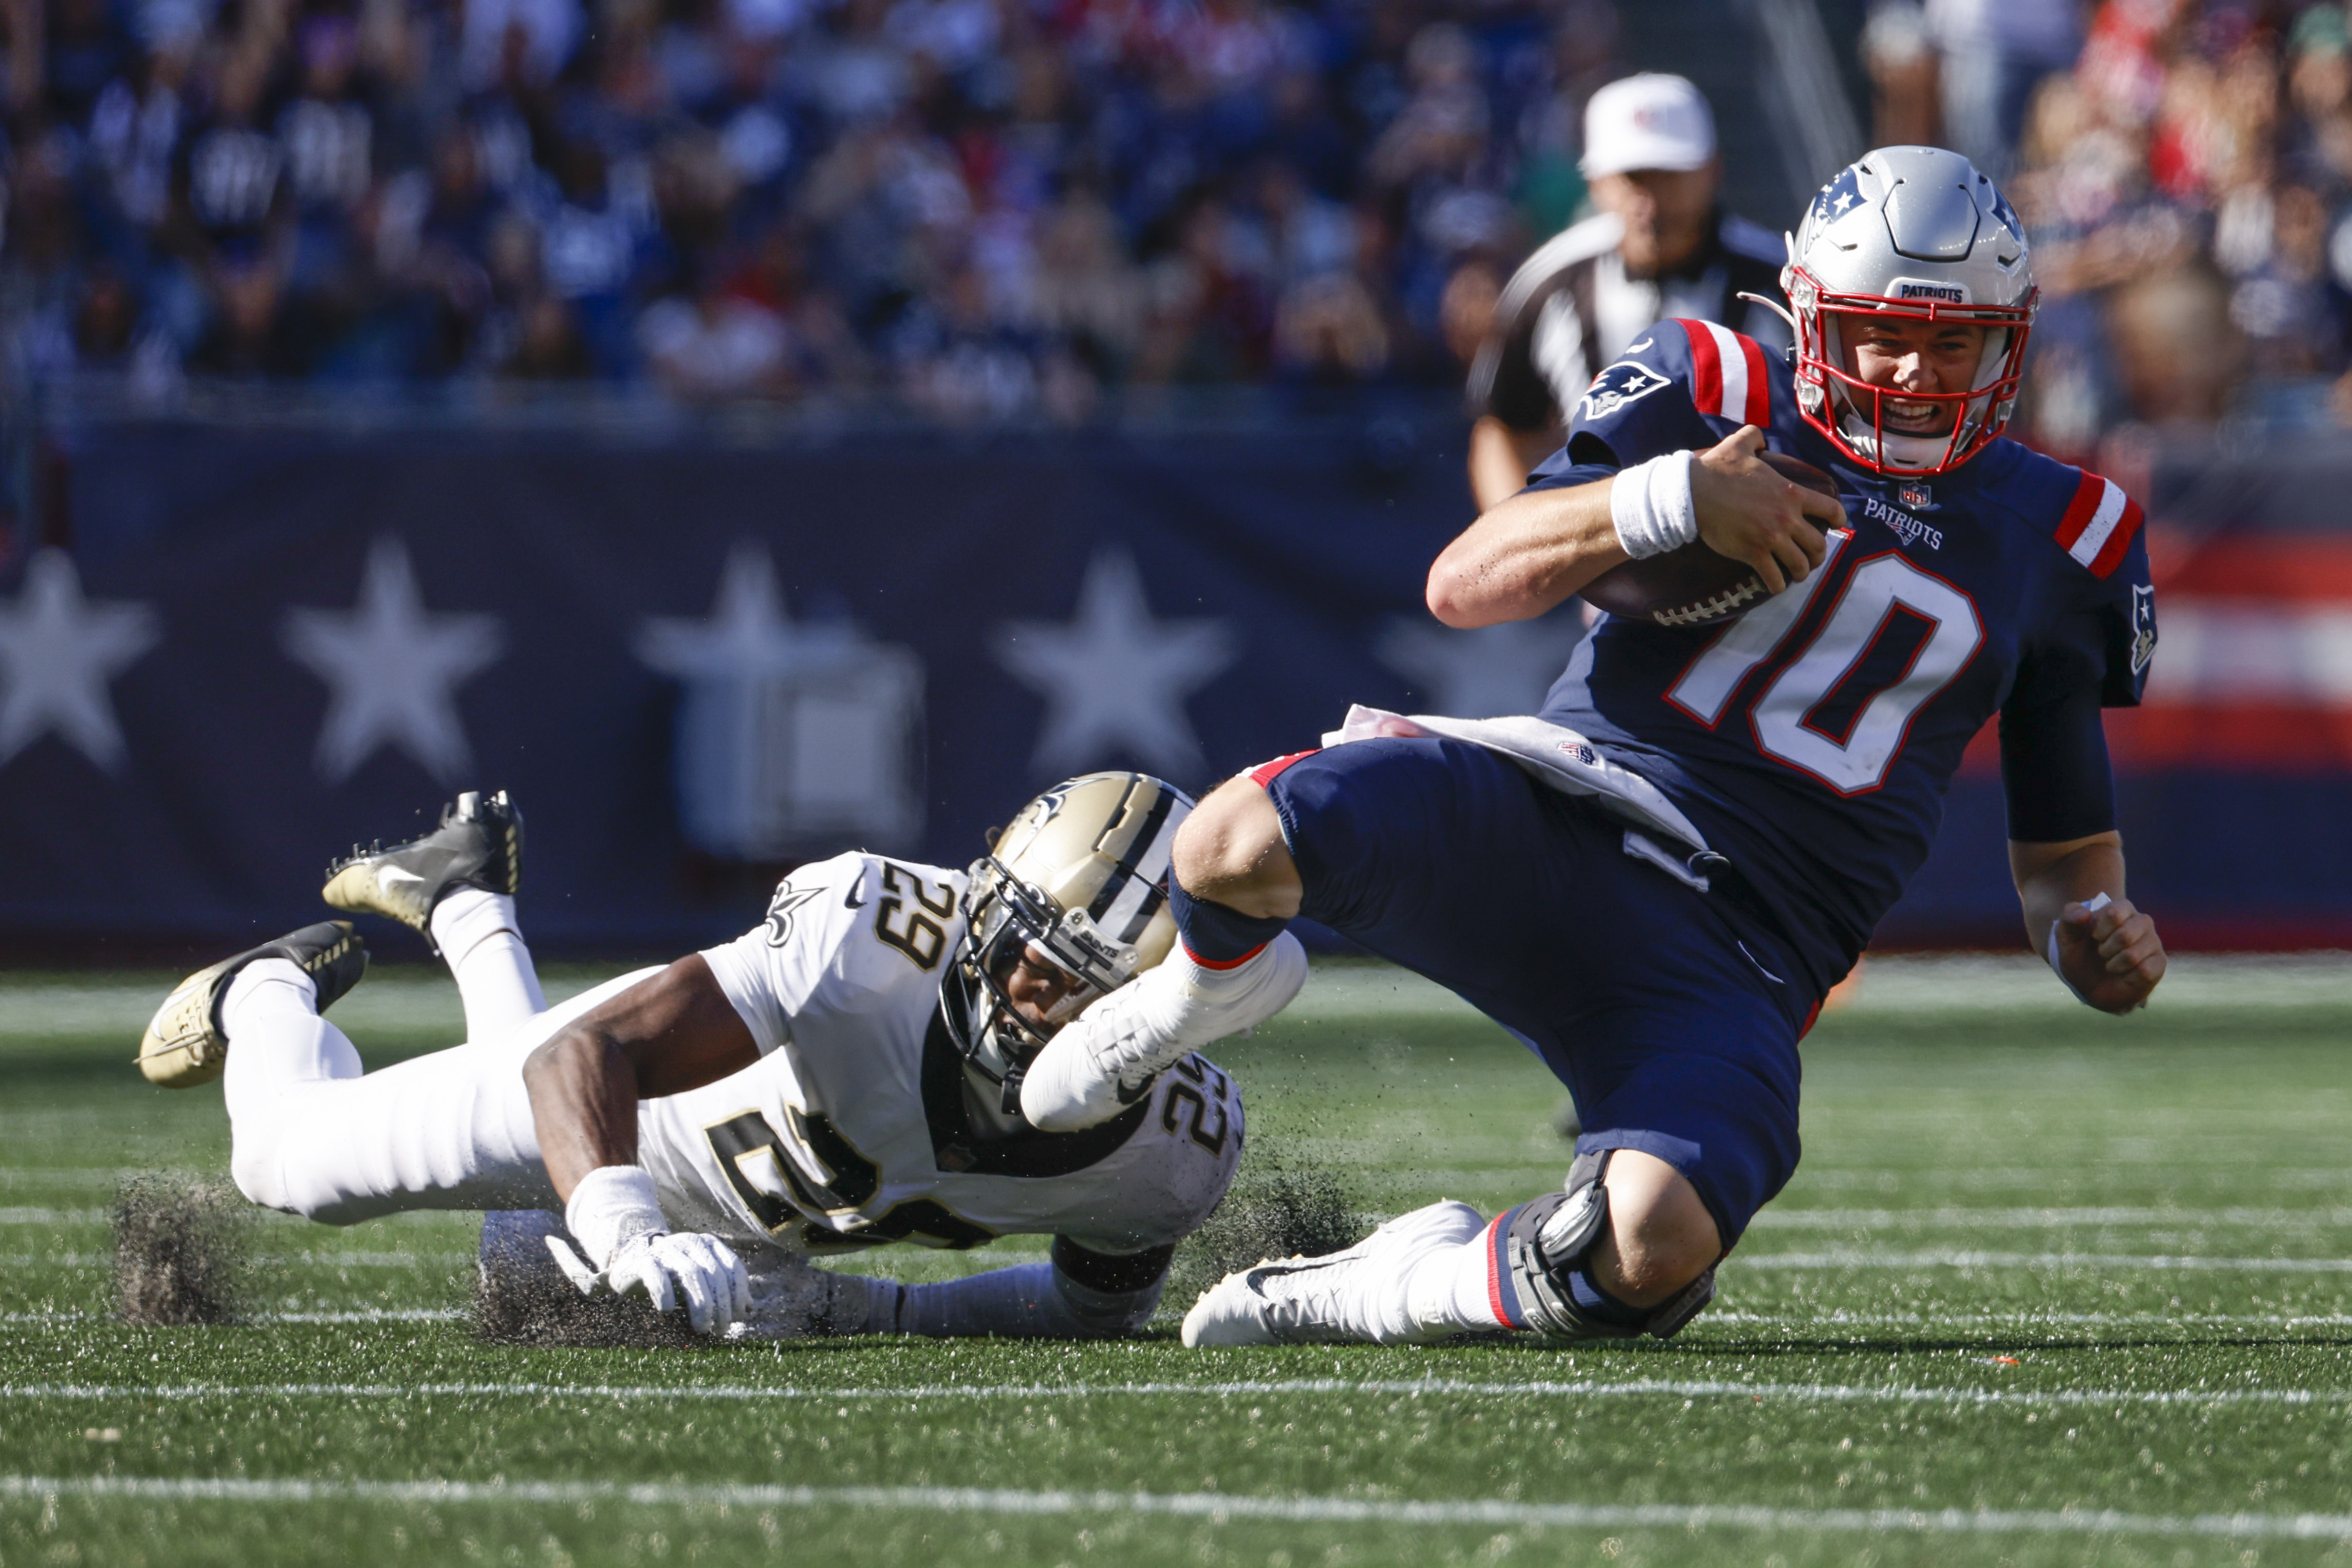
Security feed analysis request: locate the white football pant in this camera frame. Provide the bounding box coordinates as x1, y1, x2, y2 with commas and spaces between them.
222, 889, 636, 1224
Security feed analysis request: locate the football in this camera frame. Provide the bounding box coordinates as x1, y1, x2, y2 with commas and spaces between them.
1581, 449, 1842, 628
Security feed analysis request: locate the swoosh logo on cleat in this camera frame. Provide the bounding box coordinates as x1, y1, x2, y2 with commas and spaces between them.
1114, 1075, 1157, 1105
1243, 1259, 1345, 1298
376, 868, 426, 886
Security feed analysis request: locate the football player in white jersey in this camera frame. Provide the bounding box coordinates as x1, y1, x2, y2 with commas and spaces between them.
137, 774, 1252, 1340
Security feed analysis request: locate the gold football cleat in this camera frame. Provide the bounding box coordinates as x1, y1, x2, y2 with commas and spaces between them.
137, 921, 369, 1088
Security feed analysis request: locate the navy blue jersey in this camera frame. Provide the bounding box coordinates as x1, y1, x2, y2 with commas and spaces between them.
1526, 319, 2157, 990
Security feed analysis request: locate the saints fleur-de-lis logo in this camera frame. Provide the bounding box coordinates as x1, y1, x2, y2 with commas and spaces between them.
763, 881, 825, 948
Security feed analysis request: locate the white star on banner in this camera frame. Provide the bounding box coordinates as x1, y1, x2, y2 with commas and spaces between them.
1375, 611, 1589, 719
282, 537, 504, 785
636, 541, 853, 679
0, 548, 159, 772
994, 547, 1236, 781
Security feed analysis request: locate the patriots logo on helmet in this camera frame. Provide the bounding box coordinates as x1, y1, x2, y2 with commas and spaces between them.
1814, 167, 1864, 225
2130, 584, 2158, 674
1580, 361, 1671, 423
1985, 182, 2023, 237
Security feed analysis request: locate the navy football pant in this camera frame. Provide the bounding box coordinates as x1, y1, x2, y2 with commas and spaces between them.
1259, 737, 1819, 1247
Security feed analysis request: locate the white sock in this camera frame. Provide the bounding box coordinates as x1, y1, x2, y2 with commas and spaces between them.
222, 958, 364, 1211
431, 888, 546, 1040
1402, 1222, 1516, 1335
1153, 933, 1308, 1049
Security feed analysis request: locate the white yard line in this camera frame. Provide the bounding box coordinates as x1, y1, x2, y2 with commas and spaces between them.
0, 1309, 466, 1325
1734, 1250, 2352, 1272
1706, 1310, 2352, 1329
7, 1306, 2345, 1332
0, 1252, 475, 1268
5, 1377, 2349, 1410
0, 1475, 2347, 1541
1748, 1207, 2352, 1230
23, 1203, 2352, 1230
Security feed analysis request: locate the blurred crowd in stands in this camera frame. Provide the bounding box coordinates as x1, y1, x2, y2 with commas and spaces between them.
0, 0, 1620, 410
8, 0, 2352, 443
1870, 0, 2352, 453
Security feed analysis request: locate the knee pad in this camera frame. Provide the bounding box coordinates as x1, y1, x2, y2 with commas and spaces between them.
1502, 1150, 1717, 1342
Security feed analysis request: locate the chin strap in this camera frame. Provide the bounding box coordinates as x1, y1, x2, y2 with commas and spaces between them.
1737, 289, 1800, 336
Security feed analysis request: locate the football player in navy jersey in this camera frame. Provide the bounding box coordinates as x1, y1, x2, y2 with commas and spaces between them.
1013, 146, 2170, 1350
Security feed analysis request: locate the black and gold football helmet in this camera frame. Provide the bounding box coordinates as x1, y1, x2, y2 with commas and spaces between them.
942, 772, 1193, 1110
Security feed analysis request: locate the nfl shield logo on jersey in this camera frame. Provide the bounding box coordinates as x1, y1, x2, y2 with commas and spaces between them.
1580, 361, 1672, 424
1900, 481, 1933, 510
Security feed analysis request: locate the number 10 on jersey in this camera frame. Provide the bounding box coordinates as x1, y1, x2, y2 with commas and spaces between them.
1666, 531, 1984, 794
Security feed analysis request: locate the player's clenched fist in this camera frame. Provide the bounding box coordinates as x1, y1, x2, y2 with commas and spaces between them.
2054, 895, 2166, 1015
1690, 426, 1841, 594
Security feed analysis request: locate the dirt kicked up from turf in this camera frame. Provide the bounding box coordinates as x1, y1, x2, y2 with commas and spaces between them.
111, 1174, 251, 1327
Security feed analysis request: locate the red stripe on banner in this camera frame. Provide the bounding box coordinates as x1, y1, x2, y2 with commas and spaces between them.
1183, 939, 1267, 971
2088, 497, 2145, 578
1966, 701, 2352, 774
1679, 319, 1723, 416
1738, 332, 1771, 427
1958, 715, 2001, 777
1246, 750, 1318, 789
2153, 534, 2352, 599
2054, 471, 2105, 550
2108, 705, 2352, 772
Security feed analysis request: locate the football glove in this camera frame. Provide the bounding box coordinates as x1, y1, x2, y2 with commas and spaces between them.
546, 1229, 752, 1336
556, 1163, 752, 1336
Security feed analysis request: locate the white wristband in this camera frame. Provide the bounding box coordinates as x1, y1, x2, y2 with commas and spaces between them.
2045, 890, 2112, 1004
1609, 451, 1699, 559
565, 1165, 668, 1270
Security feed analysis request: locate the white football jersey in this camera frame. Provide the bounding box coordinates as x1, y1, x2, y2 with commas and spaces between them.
633, 851, 1243, 1260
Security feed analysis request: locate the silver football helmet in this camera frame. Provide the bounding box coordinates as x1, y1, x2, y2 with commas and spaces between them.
1783, 145, 2038, 476
942, 772, 1192, 1109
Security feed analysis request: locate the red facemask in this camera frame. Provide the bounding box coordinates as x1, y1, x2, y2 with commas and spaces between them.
1788, 263, 2039, 476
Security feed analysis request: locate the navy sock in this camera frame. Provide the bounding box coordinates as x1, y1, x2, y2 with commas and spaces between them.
1564, 1262, 1651, 1326
1167, 878, 1290, 966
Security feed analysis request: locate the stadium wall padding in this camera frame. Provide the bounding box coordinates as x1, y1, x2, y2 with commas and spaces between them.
1, 419, 2341, 959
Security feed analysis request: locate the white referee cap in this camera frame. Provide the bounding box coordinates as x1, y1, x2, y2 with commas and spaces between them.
1581, 73, 1717, 178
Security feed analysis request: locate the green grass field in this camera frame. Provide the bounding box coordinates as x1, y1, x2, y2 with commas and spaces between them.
4, 955, 2351, 1567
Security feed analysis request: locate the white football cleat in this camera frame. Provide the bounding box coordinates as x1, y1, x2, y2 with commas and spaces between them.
1019, 931, 1307, 1132
1181, 1199, 1489, 1347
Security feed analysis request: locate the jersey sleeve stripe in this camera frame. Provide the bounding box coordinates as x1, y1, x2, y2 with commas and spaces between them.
2053, 470, 2106, 551
1680, 318, 1725, 417
1680, 318, 1770, 427
1736, 330, 1771, 427
1245, 750, 1318, 789
2064, 479, 2132, 573
1709, 324, 1750, 427
2086, 495, 2145, 579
